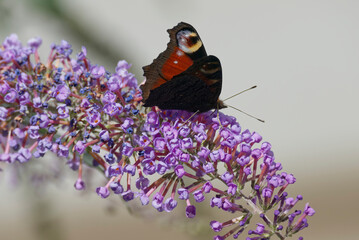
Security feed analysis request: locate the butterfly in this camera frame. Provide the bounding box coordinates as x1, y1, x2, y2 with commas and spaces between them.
140, 22, 226, 113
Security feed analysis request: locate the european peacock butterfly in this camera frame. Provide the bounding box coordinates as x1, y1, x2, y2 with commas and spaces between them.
140, 22, 226, 113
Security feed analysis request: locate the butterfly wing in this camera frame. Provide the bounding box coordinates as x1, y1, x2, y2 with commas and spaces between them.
143, 55, 224, 112
141, 22, 207, 101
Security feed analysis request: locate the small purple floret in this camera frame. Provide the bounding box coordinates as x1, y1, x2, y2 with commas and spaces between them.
185, 205, 196, 218
74, 179, 85, 190
210, 221, 223, 232
177, 188, 189, 200
96, 187, 110, 198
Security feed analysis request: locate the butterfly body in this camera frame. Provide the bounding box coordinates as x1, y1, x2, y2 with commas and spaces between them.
141, 22, 225, 112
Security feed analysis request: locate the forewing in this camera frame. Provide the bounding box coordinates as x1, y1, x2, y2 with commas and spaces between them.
141, 22, 207, 101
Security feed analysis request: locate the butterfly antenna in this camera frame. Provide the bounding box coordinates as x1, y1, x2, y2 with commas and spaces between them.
227, 104, 265, 123
222, 85, 257, 102
182, 110, 199, 126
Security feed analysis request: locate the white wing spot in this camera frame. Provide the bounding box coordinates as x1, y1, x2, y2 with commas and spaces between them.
176, 50, 184, 56
174, 60, 178, 64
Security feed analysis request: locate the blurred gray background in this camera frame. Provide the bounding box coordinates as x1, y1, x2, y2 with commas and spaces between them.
0, 0, 358, 239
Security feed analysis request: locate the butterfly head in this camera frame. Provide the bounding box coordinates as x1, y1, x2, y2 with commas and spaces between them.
217, 99, 227, 110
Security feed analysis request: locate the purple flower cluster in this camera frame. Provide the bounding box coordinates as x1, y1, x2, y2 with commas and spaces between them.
0, 34, 314, 239
0, 34, 140, 188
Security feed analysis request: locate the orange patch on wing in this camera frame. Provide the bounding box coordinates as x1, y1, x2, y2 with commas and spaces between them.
149, 47, 194, 90
160, 47, 193, 81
